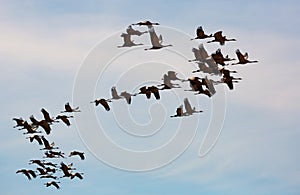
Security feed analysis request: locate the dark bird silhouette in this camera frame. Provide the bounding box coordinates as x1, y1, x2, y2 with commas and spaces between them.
120, 91, 135, 104
56, 115, 73, 126
145, 26, 172, 50
207, 31, 236, 45
43, 151, 59, 158
40, 136, 59, 150
41, 108, 57, 124
21, 121, 41, 134
70, 172, 84, 180
132, 20, 159, 26
185, 77, 211, 97
90, 98, 111, 111
148, 86, 160, 100
69, 151, 85, 160
13, 117, 26, 128
43, 162, 57, 167
48, 151, 65, 158
137, 86, 151, 99
232, 49, 258, 65
183, 98, 203, 115
16, 169, 37, 180
211, 48, 235, 66
170, 105, 184, 118
60, 162, 72, 178
219, 68, 237, 78
40, 174, 58, 180
118, 33, 143, 48
29, 115, 52, 134
36, 167, 47, 175
126, 25, 147, 36
61, 102, 80, 113
191, 26, 213, 40
29, 159, 45, 168
222, 76, 242, 90
26, 134, 43, 145
44, 181, 60, 189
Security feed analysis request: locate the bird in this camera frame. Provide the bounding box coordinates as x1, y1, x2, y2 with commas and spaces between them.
40, 136, 59, 150
69, 151, 85, 160
40, 174, 58, 180
165, 71, 183, 81
170, 105, 184, 118
43, 161, 57, 167
188, 44, 210, 62
192, 62, 219, 75
20, 121, 41, 134
29, 115, 52, 134
211, 48, 235, 66
136, 86, 151, 99
148, 86, 160, 100
59, 162, 72, 178
48, 150, 65, 158
41, 108, 57, 124
29, 159, 45, 168
126, 25, 147, 36
56, 115, 73, 126
185, 77, 211, 97
70, 172, 84, 180
145, 26, 172, 50
16, 169, 37, 180
44, 181, 61, 189
231, 49, 258, 65
61, 102, 80, 113
159, 74, 181, 90
222, 76, 242, 90
183, 98, 203, 115
219, 68, 237, 78
120, 91, 135, 104
132, 20, 159, 26
204, 76, 217, 96
90, 98, 111, 111
118, 33, 143, 48
191, 26, 213, 40
26, 134, 43, 145
12, 117, 26, 128
36, 167, 48, 175
110, 86, 122, 100
207, 31, 236, 45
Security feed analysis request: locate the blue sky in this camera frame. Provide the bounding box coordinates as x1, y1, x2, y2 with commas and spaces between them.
1, 0, 300, 194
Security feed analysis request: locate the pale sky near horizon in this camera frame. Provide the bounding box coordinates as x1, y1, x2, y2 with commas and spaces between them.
1, 1, 300, 194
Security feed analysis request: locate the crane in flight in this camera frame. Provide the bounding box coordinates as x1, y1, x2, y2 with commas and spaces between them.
207, 31, 236, 45
190, 26, 213, 40
145, 26, 172, 50
90, 98, 111, 111
231, 49, 258, 65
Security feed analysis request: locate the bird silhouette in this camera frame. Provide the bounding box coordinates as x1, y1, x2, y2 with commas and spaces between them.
26, 134, 43, 145
41, 108, 57, 124
191, 26, 213, 40
132, 20, 159, 26
231, 49, 258, 65
145, 26, 172, 50
126, 25, 147, 36
185, 77, 211, 97
183, 98, 203, 115
56, 115, 73, 126
207, 31, 236, 45
188, 44, 210, 62
118, 33, 143, 48
44, 181, 60, 189
29, 159, 46, 168
40, 136, 59, 150
30, 115, 52, 135
69, 151, 85, 160
70, 172, 84, 180
148, 86, 160, 100
13, 117, 26, 128
211, 48, 235, 66
222, 76, 242, 90
170, 105, 185, 118
110, 86, 122, 100
120, 91, 135, 104
16, 169, 37, 180
90, 98, 111, 111
61, 102, 80, 113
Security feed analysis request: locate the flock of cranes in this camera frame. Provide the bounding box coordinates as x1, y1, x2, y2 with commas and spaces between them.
13, 20, 257, 189
13, 103, 85, 189
92, 20, 258, 117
